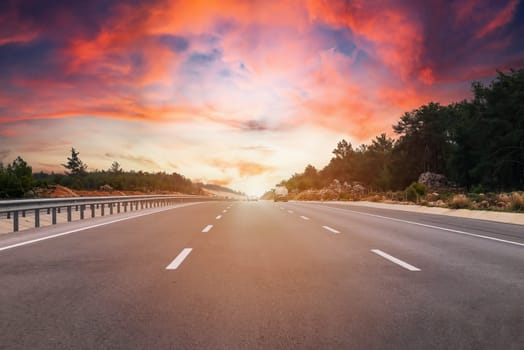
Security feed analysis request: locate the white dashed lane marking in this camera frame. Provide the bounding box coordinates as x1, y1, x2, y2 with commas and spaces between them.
322, 226, 340, 234
371, 249, 421, 271
166, 248, 193, 270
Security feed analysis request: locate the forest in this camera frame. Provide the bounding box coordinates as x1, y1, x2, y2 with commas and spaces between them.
0, 150, 197, 198
280, 69, 524, 194
0, 148, 246, 198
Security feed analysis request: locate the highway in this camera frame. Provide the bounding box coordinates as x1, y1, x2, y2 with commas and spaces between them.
1, 201, 523, 349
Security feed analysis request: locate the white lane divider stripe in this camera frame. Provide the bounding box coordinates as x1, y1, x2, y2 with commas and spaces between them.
300, 216, 310, 220
322, 225, 340, 234
216, 215, 222, 220
202, 224, 213, 233
371, 249, 421, 271
223, 210, 227, 213
166, 248, 192, 270
288, 210, 294, 214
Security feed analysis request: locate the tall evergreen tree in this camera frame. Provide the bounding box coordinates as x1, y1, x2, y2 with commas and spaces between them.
62, 148, 87, 176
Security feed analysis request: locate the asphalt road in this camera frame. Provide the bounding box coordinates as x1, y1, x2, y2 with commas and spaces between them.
1, 201, 523, 349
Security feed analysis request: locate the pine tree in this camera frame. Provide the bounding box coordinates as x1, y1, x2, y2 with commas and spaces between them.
62, 148, 87, 176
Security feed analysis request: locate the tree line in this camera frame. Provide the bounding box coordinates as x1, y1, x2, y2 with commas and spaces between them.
281, 68, 524, 193
0, 149, 198, 198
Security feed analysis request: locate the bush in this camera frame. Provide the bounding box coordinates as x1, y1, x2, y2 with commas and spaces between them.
510, 192, 524, 211
471, 184, 485, 194
0, 157, 34, 198
449, 194, 470, 209
405, 182, 427, 202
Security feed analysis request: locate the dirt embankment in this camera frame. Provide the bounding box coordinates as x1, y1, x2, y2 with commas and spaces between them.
38, 185, 185, 198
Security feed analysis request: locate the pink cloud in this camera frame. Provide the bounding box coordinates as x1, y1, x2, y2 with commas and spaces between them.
475, 0, 519, 38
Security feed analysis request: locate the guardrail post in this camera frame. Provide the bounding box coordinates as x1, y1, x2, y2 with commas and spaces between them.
22, 210, 26, 218
80, 205, 85, 219
117, 202, 121, 213
124, 203, 127, 212
13, 211, 19, 232
35, 209, 40, 228
101, 203, 105, 216
130, 202, 133, 212
110, 203, 113, 215
91, 204, 95, 218
67, 206, 72, 222
52, 208, 57, 225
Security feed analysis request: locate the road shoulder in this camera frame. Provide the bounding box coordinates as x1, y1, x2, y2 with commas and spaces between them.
297, 200, 524, 226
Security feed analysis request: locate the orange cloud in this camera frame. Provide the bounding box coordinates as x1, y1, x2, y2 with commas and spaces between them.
207, 178, 233, 186
211, 160, 275, 177
306, 0, 423, 81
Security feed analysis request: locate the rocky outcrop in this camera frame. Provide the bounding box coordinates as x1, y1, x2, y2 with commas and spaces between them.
418, 172, 448, 190
99, 184, 114, 192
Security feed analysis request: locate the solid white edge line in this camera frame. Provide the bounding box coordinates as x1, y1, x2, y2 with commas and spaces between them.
216, 215, 222, 220
300, 216, 310, 220
322, 225, 340, 234
0, 203, 200, 253
371, 249, 421, 271
202, 224, 213, 233
297, 203, 524, 248
166, 248, 192, 270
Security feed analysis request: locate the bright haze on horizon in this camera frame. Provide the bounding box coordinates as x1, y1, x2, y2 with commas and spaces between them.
1, 1, 523, 196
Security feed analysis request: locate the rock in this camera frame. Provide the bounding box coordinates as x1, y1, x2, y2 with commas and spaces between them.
319, 188, 338, 200
427, 192, 440, 201
352, 184, 366, 193
435, 200, 447, 207
478, 200, 489, 209
99, 184, 114, 192
328, 179, 342, 193
418, 172, 448, 190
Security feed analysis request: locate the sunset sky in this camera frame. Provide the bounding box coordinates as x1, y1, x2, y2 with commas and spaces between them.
1, 0, 524, 195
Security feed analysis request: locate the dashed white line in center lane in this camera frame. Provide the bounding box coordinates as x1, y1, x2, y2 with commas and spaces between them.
166, 248, 192, 270
322, 225, 340, 234
371, 249, 421, 271
216, 215, 222, 220
288, 210, 294, 214
300, 216, 310, 220
202, 224, 213, 233
222, 210, 227, 213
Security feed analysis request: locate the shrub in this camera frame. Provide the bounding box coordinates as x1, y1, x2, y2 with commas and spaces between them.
449, 194, 470, 209
471, 184, 485, 194
510, 192, 524, 211
405, 182, 427, 202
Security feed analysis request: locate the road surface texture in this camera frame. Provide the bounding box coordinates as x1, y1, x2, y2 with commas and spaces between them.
1, 201, 523, 349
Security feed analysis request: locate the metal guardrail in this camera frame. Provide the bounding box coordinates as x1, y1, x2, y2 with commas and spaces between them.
0, 195, 222, 233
